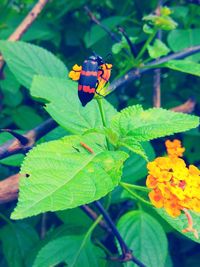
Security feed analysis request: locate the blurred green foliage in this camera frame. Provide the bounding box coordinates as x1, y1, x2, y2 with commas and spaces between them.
0, 1, 200, 267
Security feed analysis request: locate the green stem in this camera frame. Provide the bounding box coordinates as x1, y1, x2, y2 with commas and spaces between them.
136, 28, 158, 62
96, 97, 111, 150
120, 182, 152, 206
0, 213, 13, 226
120, 182, 150, 192
94, 238, 113, 257
71, 215, 103, 267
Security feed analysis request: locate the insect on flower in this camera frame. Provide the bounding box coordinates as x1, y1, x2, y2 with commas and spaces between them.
69, 54, 112, 106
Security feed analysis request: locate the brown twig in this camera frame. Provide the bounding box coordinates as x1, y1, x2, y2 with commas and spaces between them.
0, 118, 58, 160
118, 27, 137, 58
0, 0, 49, 71
0, 174, 20, 204
84, 6, 120, 43
81, 205, 111, 233
108, 45, 200, 93
40, 213, 47, 239
153, 0, 162, 108
171, 98, 196, 113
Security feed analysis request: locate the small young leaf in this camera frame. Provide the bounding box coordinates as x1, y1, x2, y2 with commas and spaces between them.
111, 105, 199, 142
11, 134, 128, 219
0, 41, 67, 88
147, 39, 170, 59
33, 235, 106, 267
31, 76, 117, 134
117, 211, 168, 267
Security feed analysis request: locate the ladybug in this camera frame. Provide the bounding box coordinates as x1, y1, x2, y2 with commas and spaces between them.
78, 54, 104, 106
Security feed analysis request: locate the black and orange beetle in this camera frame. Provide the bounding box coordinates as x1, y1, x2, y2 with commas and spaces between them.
77, 54, 104, 106
69, 54, 112, 106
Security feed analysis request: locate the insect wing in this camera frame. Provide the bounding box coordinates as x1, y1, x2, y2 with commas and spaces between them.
78, 59, 98, 106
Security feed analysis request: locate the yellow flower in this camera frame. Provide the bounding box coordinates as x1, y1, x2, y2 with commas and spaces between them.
68, 64, 82, 81
146, 139, 200, 238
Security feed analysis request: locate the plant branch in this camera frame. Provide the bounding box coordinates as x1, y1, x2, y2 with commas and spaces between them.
0, 0, 49, 71
153, 1, 162, 107
81, 205, 111, 233
84, 6, 120, 43
84, 6, 130, 56
171, 97, 196, 113
0, 118, 58, 160
108, 45, 200, 93
0, 174, 20, 204
94, 201, 146, 267
118, 27, 137, 58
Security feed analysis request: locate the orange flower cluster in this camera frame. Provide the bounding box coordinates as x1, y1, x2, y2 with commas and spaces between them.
146, 140, 200, 238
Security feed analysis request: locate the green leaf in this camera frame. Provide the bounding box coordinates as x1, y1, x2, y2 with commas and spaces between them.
0, 41, 67, 88
0, 66, 20, 93
118, 139, 148, 160
12, 105, 43, 130
0, 154, 24, 167
167, 29, 200, 61
33, 235, 106, 267
31, 76, 117, 134
147, 39, 170, 59
84, 16, 126, 48
56, 208, 92, 233
0, 222, 39, 267
117, 211, 168, 267
156, 209, 200, 244
160, 60, 200, 77
111, 105, 199, 142
122, 142, 155, 183
11, 134, 128, 219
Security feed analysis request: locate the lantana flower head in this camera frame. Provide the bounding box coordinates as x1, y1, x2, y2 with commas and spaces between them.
146, 139, 200, 238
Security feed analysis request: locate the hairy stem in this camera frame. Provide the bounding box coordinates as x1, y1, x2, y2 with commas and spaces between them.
136, 28, 157, 61
120, 182, 150, 192
96, 98, 111, 150
120, 182, 152, 206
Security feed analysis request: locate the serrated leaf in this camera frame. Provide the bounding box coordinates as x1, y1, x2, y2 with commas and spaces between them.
0, 222, 39, 267
31, 76, 117, 134
11, 134, 128, 219
0, 40, 67, 88
118, 139, 148, 161
156, 209, 200, 244
111, 105, 199, 142
147, 39, 170, 59
33, 235, 106, 267
160, 60, 200, 77
117, 211, 168, 267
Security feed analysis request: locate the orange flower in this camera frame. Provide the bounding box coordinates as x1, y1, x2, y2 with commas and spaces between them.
146, 139, 200, 238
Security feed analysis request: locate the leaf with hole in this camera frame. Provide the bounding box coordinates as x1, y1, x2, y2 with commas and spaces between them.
11, 134, 128, 219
